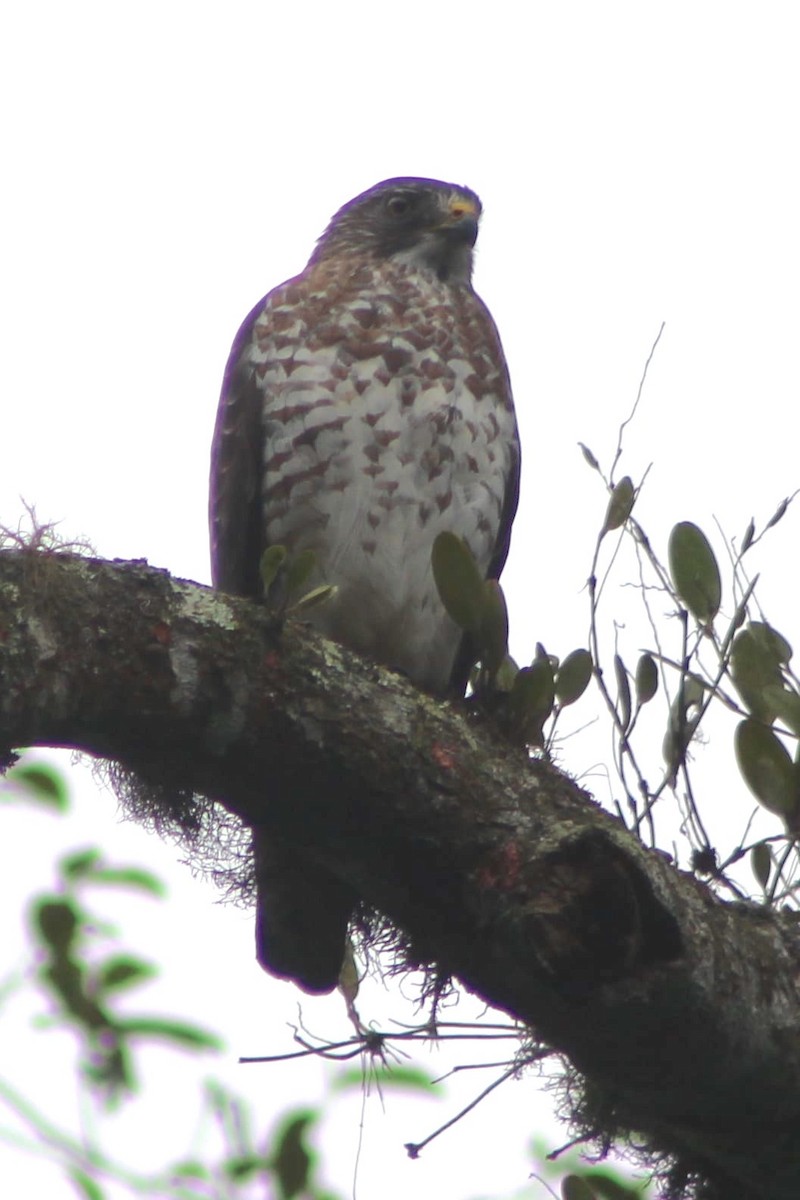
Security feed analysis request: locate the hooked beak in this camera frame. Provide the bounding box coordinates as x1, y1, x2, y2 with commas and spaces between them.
436, 194, 480, 247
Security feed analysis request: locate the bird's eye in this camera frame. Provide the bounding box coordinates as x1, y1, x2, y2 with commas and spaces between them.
386, 194, 413, 217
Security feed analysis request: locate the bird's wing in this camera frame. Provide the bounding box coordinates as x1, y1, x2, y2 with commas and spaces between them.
486, 423, 521, 585
448, 427, 520, 696
448, 293, 521, 698
209, 298, 268, 597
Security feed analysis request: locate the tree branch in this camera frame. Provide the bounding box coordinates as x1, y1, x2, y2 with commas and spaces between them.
1, 549, 798, 1199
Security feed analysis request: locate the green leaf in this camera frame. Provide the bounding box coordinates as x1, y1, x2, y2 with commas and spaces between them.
766, 496, 790, 529
555, 649, 593, 707
731, 624, 789, 719
740, 518, 755, 554
579, 442, 600, 471
521, 659, 557, 716
510, 659, 556, 744
668, 521, 721, 623
117, 1017, 223, 1051
96, 955, 157, 994
7, 762, 69, 811
224, 1155, 269, 1181
260, 545, 287, 593
80, 867, 166, 897
602, 476, 635, 534
284, 548, 317, 599
479, 579, 509, 677
270, 1111, 318, 1200
751, 842, 772, 891
735, 719, 798, 817
562, 1176, 597, 1200
289, 583, 337, 613
331, 1065, 440, 1095
60, 848, 103, 880
431, 532, 485, 633
614, 654, 632, 732
634, 653, 658, 706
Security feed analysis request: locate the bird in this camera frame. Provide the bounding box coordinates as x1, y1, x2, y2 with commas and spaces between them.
209, 177, 520, 993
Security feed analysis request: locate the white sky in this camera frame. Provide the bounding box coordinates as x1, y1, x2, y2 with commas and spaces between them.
2, 2, 800, 1197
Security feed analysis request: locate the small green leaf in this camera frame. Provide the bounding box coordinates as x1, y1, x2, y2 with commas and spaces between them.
289, 584, 338, 613
224, 1155, 268, 1181
766, 496, 790, 530
751, 842, 772, 891
97, 955, 157, 994
535, 641, 556, 666
614, 654, 632, 732
117, 1017, 222, 1051
555, 649, 593, 707
7, 762, 69, 811
579, 442, 600, 471
562, 1176, 597, 1200
81, 867, 166, 897
602, 476, 635, 534
270, 1111, 318, 1200
740, 518, 755, 554
731, 624, 789, 719
431, 532, 485, 633
668, 521, 721, 623
735, 719, 797, 817
338, 936, 359, 1004
510, 659, 556, 744
60, 848, 103, 880
635, 653, 658, 706
284, 549, 317, 599
522, 658, 557, 716
332, 1065, 440, 1095
479, 579, 509, 677
260, 545, 287, 593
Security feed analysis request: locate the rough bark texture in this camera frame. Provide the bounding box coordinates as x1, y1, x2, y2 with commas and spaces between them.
1, 549, 799, 1199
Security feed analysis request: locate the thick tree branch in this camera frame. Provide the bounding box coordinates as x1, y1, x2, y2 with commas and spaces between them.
1, 549, 798, 1199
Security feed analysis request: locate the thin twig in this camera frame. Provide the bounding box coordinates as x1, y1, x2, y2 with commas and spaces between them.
609, 322, 666, 483
404, 1064, 519, 1159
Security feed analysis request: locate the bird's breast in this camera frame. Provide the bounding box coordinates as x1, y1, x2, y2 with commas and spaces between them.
249, 263, 516, 691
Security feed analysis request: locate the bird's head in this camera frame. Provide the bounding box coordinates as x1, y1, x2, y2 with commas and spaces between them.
309, 177, 482, 284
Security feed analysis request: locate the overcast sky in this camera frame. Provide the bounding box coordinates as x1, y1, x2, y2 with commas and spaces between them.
2, 3, 799, 1197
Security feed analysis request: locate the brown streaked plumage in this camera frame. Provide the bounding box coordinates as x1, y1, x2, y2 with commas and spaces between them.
210, 178, 520, 993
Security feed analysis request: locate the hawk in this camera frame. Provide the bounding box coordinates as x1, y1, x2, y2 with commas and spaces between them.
210, 177, 520, 993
